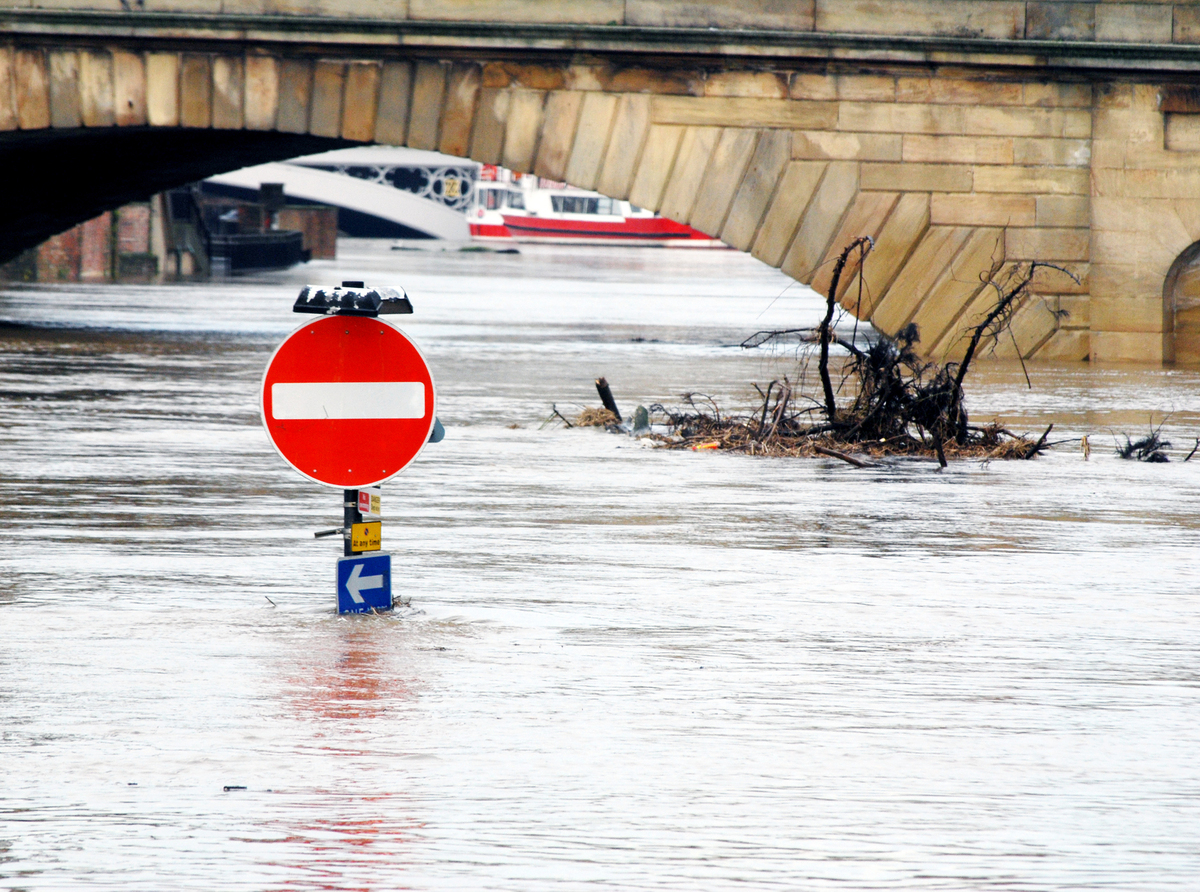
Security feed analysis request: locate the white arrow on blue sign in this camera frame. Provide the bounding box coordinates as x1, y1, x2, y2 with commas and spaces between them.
336, 553, 392, 614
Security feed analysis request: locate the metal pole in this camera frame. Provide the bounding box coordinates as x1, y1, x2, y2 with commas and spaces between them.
343, 488, 361, 557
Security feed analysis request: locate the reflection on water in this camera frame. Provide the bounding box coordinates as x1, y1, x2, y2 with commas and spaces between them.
2, 241, 1200, 890
287, 623, 419, 724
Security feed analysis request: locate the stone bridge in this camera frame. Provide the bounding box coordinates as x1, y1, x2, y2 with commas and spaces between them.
6, 2, 1200, 363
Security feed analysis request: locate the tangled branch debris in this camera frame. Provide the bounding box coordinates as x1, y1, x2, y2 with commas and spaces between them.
1116, 424, 1171, 462
644, 239, 1076, 464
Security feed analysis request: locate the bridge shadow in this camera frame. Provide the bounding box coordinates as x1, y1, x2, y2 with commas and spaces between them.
0, 127, 350, 264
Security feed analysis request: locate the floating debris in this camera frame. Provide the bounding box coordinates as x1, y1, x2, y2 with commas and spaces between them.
575, 407, 618, 428
556, 239, 1078, 465
1116, 425, 1171, 462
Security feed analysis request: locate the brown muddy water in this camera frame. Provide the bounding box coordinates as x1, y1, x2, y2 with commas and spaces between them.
2, 241, 1199, 890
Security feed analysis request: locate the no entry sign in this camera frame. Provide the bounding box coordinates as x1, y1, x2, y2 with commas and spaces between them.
261, 315, 436, 488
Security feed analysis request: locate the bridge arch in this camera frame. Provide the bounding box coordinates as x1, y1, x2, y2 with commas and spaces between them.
0, 37, 1187, 364
1163, 241, 1200, 365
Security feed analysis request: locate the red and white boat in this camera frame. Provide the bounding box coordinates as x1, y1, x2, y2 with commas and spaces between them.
468, 166, 721, 246
468, 167, 522, 240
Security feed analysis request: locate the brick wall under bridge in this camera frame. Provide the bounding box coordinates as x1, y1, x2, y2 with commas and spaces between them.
7, 4, 1200, 363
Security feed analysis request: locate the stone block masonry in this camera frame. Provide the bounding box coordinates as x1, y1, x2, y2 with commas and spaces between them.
10, 6, 1200, 361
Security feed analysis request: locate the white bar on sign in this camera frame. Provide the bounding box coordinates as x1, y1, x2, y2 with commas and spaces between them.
272, 382, 425, 420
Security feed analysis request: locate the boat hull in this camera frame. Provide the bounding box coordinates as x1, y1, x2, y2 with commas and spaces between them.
468, 221, 514, 239
499, 213, 722, 247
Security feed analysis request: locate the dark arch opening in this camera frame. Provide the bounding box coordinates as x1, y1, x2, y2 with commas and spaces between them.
1162, 240, 1200, 364
0, 127, 354, 265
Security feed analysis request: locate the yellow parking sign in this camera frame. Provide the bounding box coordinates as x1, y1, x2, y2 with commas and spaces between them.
351, 521, 382, 552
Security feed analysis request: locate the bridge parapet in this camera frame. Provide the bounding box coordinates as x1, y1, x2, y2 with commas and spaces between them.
7, 1, 1200, 47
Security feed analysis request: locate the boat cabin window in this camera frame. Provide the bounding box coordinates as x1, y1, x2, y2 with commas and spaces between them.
551, 195, 600, 214
547, 196, 616, 214
480, 188, 504, 211
481, 188, 525, 210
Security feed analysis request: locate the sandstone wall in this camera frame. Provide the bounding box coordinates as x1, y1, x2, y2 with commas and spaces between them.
5, 29, 1200, 361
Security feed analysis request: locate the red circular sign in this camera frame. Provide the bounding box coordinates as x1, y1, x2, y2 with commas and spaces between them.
261, 315, 436, 488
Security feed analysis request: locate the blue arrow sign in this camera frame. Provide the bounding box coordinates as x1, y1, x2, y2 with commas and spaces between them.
336, 552, 392, 614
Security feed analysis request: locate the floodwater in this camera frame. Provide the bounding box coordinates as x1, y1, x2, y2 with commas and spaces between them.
2, 240, 1200, 890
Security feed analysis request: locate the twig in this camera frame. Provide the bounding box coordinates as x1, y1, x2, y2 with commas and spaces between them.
1023, 423, 1054, 459
741, 327, 812, 349
754, 380, 779, 433
832, 336, 868, 359
944, 261, 1077, 444
764, 382, 792, 441
1186, 438, 1199, 462
851, 253, 865, 346
954, 261, 1080, 398
819, 236, 873, 423
550, 404, 573, 428
813, 444, 870, 468
931, 431, 948, 468
1010, 327, 1032, 389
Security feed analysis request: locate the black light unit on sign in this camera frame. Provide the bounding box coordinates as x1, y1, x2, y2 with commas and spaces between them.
292, 281, 414, 317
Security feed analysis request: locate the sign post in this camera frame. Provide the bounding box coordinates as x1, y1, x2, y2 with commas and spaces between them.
260, 283, 436, 614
